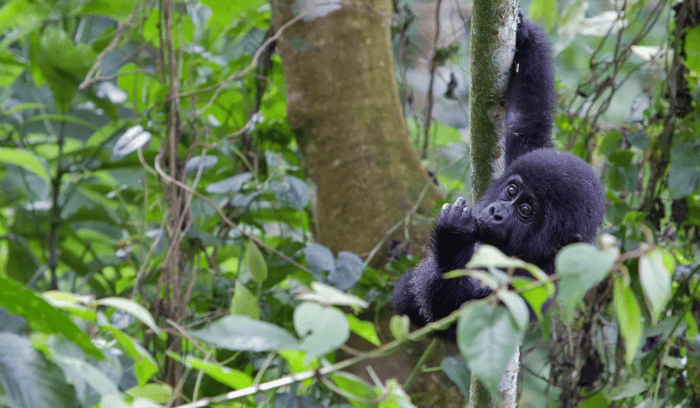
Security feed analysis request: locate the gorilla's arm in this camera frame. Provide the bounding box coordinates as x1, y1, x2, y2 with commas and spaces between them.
393, 198, 490, 329
504, 15, 555, 166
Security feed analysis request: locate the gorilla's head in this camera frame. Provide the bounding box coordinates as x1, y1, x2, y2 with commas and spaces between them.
474, 148, 606, 267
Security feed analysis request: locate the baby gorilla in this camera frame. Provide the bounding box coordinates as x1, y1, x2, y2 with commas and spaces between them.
393, 15, 606, 340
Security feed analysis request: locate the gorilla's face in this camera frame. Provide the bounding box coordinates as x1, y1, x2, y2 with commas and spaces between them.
471, 149, 606, 267
475, 175, 540, 248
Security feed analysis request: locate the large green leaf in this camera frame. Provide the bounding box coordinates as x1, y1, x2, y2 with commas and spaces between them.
457, 302, 524, 394
0, 148, 49, 184
0, 276, 103, 359
96, 297, 160, 335
294, 302, 349, 358
189, 315, 298, 351
31, 27, 96, 112
639, 248, 673, 324
0, 333, 78, 408
555, 244, 614, 321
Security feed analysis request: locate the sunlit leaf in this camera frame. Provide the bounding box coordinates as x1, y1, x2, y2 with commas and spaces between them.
346, 314, 381, 346
390, 315, 410, 340
183, 356, 253, 389
497, 290, 529, 331
96, 297, 160, 335
613, 276, 643, 366
0, 148, 49, 184
230, 281, 260, 319
297, 282, 369, 308
112, 125, 152, 158
125, 383, 172, 404
639, 248, 672, 323
0, 277, 103, 359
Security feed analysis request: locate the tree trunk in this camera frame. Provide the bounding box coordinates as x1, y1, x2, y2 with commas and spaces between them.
469, 0, 518, 198
270, 0, 441, 262
271, 2, 464, 406
467, 0, 519, 407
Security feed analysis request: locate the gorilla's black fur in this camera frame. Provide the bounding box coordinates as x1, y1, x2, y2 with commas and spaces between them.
392, 15, 606, 339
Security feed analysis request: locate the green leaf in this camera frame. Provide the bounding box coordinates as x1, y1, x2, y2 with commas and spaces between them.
0, 332, 78, 408
189, 315, 298, 351
297, 282, 369, 308
497, 290, 529, 331
82, 0, 138, 20
330, 372, 381, 405
639, 248, 673, 324
294, 302, 349, 358
96, 297, 160, 335
346, 314, 381, 346
42, 292, 98, 322
556, 244, 614, 322
125, 383, 172, 403
329, 251, 364, 290
52, 355, 119, 397
441, 357, 470, 399
0, 148, 49, 184
303, 243, 335, 280
457, 302, 524, 394
101, 326, 158, 387
511, 276, 549, 321
607, 378, 647, 400
613, 276, 643, 366
271, 176, 311, 210
668, 141, 700, 199
183, 356, 253, 389
684, 25, 700, 72
390, 315, 410, 340
205, 173, 252, 194
6, 238, 40, 283
31, 27, 96, 112
230, 281, 260, 319
529, 0, 558, 31
0, 276, 103, 359
244, 240, 268, 283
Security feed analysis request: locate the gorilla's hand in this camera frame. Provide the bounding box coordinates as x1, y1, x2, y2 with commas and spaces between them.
433, 197, 478, 273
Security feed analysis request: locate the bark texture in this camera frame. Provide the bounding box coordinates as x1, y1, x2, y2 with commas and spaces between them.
469, 0, 518, 198
468, 0, 519, 407
271, 0, 441, 260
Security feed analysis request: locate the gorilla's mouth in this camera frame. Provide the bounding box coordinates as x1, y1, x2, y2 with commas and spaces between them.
475, 217, 510, 247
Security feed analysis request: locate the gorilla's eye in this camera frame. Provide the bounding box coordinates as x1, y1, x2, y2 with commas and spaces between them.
519, 203, 533, 218
506, 184, 518, 197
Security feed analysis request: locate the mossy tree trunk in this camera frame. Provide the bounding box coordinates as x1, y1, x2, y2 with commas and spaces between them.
270, 1, 464, 406
468, 0, 519, 407
270, 0, 442, 261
